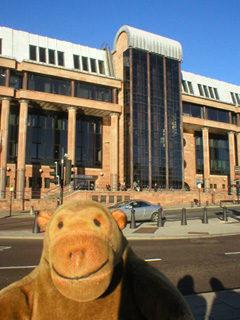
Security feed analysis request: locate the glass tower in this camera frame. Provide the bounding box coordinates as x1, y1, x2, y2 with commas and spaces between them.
123, 48, 183, 189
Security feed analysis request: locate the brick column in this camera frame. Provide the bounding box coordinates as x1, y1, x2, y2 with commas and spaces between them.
202, 127, 210, 192
16, 100, 29, 199
110, 113, 119, 191
67, 107, 77, 165
0, 98, 11, 199
228, 131, 236, 194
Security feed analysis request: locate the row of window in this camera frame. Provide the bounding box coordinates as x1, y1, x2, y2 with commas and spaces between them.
182, 80, 220, 101
29, 45, 106, 75
30, 45, 64, 66
182, 80, 240, 107
183, 102, 237, 124
0, 68, 113, 103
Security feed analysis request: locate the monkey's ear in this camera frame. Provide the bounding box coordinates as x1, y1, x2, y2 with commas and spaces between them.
111, 209, 127, 230
37, 210, 54, 231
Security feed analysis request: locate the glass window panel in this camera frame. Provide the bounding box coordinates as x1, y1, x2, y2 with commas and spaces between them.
44, 178, 50, 188
187, 81, 194, 94
39, 47, 46, 63
48, 49, 55, 64
73, 55, 80, 69
198, 84, 204, 96
98, 60, 105, 74
90, 59, 96, 73
82, 57, 88, 71
57, 51, 64, 66
214, 88, 220, 100
203, 85, 210, 98
29, 45, 37, 61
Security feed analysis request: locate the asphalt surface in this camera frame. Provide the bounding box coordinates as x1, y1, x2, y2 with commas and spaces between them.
0, 206, 240, 319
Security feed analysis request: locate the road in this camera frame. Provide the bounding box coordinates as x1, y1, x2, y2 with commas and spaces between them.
0, 236, 239, 294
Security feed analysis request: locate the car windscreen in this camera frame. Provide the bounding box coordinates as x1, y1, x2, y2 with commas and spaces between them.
109, 201, 129, 208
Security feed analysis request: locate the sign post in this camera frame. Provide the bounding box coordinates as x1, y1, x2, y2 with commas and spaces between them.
9, 186, 14, 217
196, 180, 202, 207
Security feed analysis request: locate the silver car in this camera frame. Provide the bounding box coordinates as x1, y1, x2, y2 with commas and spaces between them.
109, 200, 163, 222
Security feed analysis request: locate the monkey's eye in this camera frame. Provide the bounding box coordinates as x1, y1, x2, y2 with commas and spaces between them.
94, 219, 101, 227
58, 221, 64, 229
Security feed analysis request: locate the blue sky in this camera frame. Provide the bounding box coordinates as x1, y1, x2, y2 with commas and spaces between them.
1, 0, 240, 85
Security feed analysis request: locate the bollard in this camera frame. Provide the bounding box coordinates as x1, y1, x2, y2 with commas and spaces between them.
191, 201, 194, 208
30, 206, 34, 216
223, 206, 228, 222
181, 208, 187, 226
57, 197, 60, 207
130, 209, 136, 229
157, 208, 163, 227
206, 201, 209, 207
32, 211, 40, 233
202, 207, 208, 224
220, 200, 222, 208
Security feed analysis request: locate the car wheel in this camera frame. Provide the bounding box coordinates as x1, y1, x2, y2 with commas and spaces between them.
151, 212, 158, 222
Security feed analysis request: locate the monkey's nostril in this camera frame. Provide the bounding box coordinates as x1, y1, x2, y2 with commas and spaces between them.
69, 250, 85, 259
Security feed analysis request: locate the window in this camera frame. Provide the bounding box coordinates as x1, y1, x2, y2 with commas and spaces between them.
39, 47, 46, 63
26, 110, 68, 165
29, 45, 37, 61
0, 39, 2, 54
209, 133, 229, 175
0, 68, 6, 86
44, 178, 50, 188
75, 82, 113, 102
209, 87, 215, 99
73, 55, 80, 69
28, 73, 71, 96
214, 88, 220, 100
29, 177, 35, 188
182, 102, 203, 118
198, 84, 204, 96
203, 85, 210, 98
82, 57, 88, 71
57, 51, 64, 66
188, 81, 194, 94
195, 133, 203, 174
98, 60, 105, 74
90, 59, 96, 73
75, 116, 102, 168
230, 92, 240, 105
182, 80, 188, 93
48, 49, 55, 64
206, 107, 229, 123
9, 71, 22, 90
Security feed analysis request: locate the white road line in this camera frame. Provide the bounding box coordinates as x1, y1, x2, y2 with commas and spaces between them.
224, 252, 240, 255
0, 246, 11, 252
0, 266, 37, 270
144, 258, 162, 262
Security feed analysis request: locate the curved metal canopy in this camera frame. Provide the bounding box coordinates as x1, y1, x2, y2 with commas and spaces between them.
113, 25, 183, 61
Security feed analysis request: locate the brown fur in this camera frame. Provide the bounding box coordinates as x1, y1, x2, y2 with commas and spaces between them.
0, 200, 193, 319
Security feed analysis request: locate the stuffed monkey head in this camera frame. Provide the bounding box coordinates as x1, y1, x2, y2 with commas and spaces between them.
38, 200, 127, 302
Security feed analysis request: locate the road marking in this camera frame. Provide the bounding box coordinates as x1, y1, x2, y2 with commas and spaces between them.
224, 252, 240, 255
144, 258, 162, 262
0, 246, 11, 252
0, 266, 37, 270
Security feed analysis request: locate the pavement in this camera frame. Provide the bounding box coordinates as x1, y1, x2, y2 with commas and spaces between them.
0, 207, 240, 319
